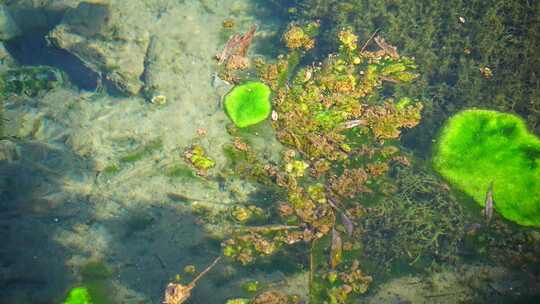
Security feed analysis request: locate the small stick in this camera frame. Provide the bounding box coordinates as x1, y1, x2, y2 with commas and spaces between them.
360, 28, 380, 52
154, 254, 167, 269
189, 256, 221, 287
309, 240, 315, 295
235, 225, 300, 233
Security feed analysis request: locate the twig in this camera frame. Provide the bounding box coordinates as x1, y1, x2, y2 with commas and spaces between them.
235, 225, 300, 233
360, 28, 380, 52
189, 256, 221, 287
167, 192, 229, 206
340, 119, 368, 129
380, 76, 401, 83
309, 240, 315, 297
154, 254, 167, 269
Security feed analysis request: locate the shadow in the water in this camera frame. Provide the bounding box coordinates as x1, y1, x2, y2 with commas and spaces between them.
0, 140, 94, 303
5, 34, 99, 91
3, 4, 99, 91
97, 202, 249, 303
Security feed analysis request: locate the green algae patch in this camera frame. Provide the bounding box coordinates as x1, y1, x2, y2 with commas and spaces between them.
164, 163, 198, 179
184, 145, 215, 176
63, 287, 92, 304
0, 66, 67, 98
224, 82, 272, 128
120, 138, 163, 163
433, 109, 540, 227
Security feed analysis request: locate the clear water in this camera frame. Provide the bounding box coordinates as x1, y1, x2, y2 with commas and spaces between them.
0, 1, 539, 303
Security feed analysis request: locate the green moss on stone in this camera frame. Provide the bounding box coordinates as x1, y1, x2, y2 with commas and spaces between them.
0, 66, 66, 97
224, 82, 272, 128
433, 109, 540, 227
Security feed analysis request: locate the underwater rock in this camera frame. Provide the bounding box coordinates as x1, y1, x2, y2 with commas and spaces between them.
3, 0, 77, 34
0, 4, 21, 41
48, 1, 149, 95
0, 139, 20, 162
0, 42, 16, 67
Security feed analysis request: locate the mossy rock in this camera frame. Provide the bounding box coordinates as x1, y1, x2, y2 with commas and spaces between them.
433, 109, 540, 227
0, 66, 66, 97
224, 81, 272, 128
63, 287, 92, 304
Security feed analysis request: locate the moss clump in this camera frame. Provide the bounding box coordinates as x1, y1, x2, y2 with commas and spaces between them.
63, 287, 92, 304
184, 145, 215, 175
433, 109, 540, 227
0, 66, 66, 97
224, 82, 272, 128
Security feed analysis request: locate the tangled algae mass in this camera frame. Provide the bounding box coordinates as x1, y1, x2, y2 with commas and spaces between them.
204, 21, 425, 303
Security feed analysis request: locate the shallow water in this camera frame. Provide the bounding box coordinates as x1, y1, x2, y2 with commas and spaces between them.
0, 1, 539, 303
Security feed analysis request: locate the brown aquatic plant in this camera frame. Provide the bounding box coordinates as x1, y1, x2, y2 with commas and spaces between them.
194, 23, 424, 303
374, 35, 399, 59
162, 256, 221, 304
216, 24, 257, 69
251, 290, 290, 304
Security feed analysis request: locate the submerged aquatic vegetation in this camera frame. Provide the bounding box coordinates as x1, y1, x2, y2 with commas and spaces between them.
0, 66, 67, 97
287, 0, 540, 151
119, 138, 163, 163
216, 25, 257, 73
433, 109, 540, 227
162, 257, 221, 304
184, 145, 215, 175
0, 97, 3, 139
196, 23, 425, 303
361, 164, 467, 272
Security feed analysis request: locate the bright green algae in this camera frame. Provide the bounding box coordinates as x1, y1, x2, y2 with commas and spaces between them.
224, 81, 272, 128
433, 109, 540, 227
63, 287, 92, 304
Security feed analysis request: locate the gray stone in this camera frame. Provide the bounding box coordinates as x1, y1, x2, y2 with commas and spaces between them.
4, 0, 81, 33
0, 41, 16, 67
48, 2, 149, 95
0, 4, 21, 41
0, 140, 20, 162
